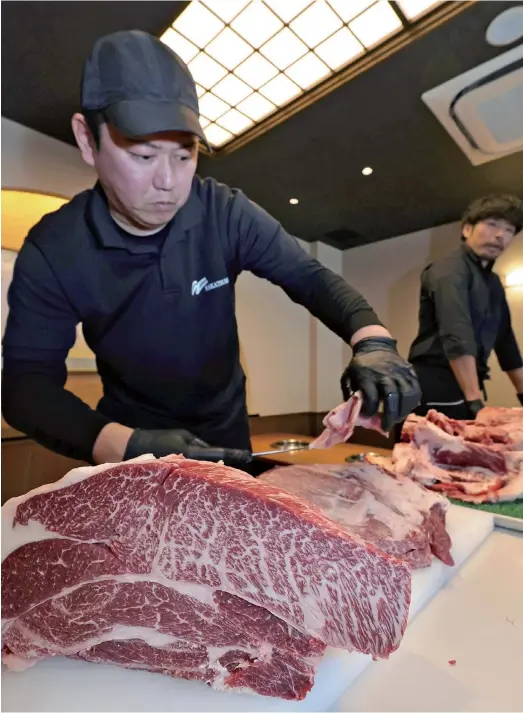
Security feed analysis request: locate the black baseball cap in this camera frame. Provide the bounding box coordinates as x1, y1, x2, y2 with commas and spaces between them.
81, 29, 210, 148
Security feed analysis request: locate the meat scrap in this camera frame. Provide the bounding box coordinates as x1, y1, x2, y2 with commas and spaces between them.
260, 458, 454, 568
310, 391, 387, 449
1, 454, 412, 700
396, 410, 523, 504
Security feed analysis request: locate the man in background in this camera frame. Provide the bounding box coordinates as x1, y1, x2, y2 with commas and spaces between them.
408, 194, 523, 421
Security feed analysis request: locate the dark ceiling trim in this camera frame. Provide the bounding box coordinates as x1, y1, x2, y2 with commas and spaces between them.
202, 0, 475, 159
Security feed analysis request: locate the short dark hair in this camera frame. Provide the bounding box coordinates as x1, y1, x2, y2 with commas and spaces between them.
461, 194, 523, 234
83, 109, 106, 149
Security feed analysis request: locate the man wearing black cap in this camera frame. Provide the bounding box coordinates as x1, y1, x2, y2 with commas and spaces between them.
407, 194, 523, 422
2, 30, 420, 467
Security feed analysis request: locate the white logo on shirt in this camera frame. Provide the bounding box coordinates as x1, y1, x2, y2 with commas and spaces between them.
191, 276, 229, 296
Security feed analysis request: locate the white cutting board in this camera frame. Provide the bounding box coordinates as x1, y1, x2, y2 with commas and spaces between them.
1, 505, 493, 713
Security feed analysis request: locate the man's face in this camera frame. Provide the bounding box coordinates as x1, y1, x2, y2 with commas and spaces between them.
77, 118, 198, 232
462, 218, 517, 261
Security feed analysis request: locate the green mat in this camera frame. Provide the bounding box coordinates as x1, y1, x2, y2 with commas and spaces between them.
450, 498, 523, 520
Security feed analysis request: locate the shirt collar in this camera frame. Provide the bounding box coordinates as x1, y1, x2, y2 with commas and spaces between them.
86, 179, 204, 254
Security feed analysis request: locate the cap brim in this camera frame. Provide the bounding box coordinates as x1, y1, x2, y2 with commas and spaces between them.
104, 99, 211, 150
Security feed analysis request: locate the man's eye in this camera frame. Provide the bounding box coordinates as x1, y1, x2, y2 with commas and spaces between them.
130, 153, 154, 162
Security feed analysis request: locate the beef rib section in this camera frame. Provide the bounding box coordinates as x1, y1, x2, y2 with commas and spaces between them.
2, 454, 412, 699
396, 411, 523, 504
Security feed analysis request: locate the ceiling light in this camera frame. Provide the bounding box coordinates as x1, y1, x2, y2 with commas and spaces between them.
396, 0, 440, 20
160, 28, 199, 64
285, 53, 330, 90
198, 92, 230, 121
195, 84, 206, 98
260, 28, 308, 70
231, 1, 283, 48
362, 166, 373, 175
326, 0, 375, 23
236, 92, 276, 121
505, 268, 523, 288
173, 1, 224, 48
290, 1, 343, 48
264, 0, 313, 23
259, 74, 301, 106
265, 0, 313, 23
217, 108, 254, 134
204, 123, 233, 147
315, 27, 363, 70
349, 1, 403, 48
205, 28, 253, 71
235, 52, 279, 89
199, 116, 211, 129
202, 0, 249, 23
289, 198, 299, 204
188, 53, 228, 90
212, 73, 253, 105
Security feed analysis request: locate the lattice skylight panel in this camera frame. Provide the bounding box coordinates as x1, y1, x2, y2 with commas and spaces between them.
161, 0, 441, 148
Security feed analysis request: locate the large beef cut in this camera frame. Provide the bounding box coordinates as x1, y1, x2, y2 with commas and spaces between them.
260, 459, 453, 568
396, 412, 523, 504
2, 454, 412, 700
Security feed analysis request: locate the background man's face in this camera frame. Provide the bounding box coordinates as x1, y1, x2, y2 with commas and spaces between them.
463, 218, 516, 261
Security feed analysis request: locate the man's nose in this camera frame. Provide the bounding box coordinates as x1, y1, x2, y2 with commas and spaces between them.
153, 157, 176, 191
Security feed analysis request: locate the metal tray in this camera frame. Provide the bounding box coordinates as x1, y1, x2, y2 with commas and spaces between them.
345, 452, 378, 463
270, 439, 310, 450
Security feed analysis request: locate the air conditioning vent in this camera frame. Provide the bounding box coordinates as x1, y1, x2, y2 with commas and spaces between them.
422, 44, 523, 165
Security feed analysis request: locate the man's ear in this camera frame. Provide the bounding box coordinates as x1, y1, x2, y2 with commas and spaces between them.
461, 222, 473, 241
71, 113, 96, 167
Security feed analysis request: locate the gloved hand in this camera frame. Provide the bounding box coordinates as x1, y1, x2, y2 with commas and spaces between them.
124, 428, 253, 467
341, 337, 421, 432
518, 394, 523, 406
465, 399, 485, 419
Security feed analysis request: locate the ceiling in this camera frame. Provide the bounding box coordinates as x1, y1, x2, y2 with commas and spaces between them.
2, 1, 523, 248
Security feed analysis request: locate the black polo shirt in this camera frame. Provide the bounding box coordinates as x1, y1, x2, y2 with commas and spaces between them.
2, 176, 381, 462
409, 243, 522, 388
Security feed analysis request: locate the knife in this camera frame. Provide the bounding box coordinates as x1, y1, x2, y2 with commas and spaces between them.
252, 444, 312, 457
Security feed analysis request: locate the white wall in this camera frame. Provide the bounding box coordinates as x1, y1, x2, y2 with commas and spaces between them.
1, 118, 346, 416
343, 223, 523, 408
1, 117, 96, 197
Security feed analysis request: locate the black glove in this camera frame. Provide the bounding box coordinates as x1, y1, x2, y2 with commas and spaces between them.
124, 428, 253, 467
518, 394, 523, 406
341, 337, 421, 432
465, 399, 485, 419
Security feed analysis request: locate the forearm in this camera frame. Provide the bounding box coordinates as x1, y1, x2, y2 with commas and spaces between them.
449, 355, 483, 401
92, 423, 134, 464
507, 367, 523, 394
350, 325, 392, 346
289, 269, 384, 343
2, 368, 112, 463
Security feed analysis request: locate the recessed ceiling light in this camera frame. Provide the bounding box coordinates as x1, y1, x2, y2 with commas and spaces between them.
289, 198, 299, 204
362, 166, 373, 175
